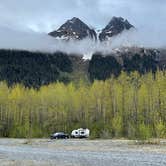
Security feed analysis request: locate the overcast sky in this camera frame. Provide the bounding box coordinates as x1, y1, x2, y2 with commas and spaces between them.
0, 0, 165, 55
0, 0, 165, 32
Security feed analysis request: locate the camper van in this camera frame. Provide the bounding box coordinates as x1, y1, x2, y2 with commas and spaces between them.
71, 128, 90, 138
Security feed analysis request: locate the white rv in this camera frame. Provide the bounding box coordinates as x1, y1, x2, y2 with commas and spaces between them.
71, 128, 90, 138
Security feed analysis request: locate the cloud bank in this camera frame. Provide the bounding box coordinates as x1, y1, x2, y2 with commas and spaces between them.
0, 27, 165, 59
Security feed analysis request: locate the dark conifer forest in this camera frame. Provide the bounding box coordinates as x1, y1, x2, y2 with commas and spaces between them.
0, 49, 162, 87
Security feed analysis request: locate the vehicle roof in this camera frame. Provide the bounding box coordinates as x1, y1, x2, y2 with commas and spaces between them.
54, 132, 65, 134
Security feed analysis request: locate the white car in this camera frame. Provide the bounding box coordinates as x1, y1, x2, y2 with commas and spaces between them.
71, 128, 90, 138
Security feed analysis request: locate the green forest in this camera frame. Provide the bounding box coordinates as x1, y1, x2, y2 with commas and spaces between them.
0, 49, 162, 88
0, 71, 165, 139
0, 49, 73, 88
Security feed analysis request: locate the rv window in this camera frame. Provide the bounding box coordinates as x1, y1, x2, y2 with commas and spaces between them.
81, 132, 84, 134
75, 132, 78, 134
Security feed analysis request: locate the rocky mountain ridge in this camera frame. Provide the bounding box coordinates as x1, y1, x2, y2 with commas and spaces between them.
99, 17, 134, 41
48, 16, 134, 41
49, 17, 97, 40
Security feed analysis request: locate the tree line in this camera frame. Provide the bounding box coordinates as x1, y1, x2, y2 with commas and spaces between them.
0, 71, 165, 139
0, 49, 163, 88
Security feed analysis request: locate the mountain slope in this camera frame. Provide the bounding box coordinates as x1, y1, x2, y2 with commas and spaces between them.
99, 16, 134, 41
48, 17, 97, 40
0, 47, 165, 87
0, 50, 73, 88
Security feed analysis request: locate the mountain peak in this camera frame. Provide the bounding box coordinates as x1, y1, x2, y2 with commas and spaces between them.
66, 17, 83, 25
48, 17, 97, 40
70, 17, 81, 22
99, 16, 134, 41
111, 16, 124, 22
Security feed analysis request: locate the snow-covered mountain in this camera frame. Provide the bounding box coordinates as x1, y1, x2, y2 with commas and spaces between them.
48, 17, 97, 40
49, 16, 134, 42
99, 17, 134, 41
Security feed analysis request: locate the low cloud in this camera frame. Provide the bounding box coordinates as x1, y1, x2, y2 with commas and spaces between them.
0, 26, 166, 59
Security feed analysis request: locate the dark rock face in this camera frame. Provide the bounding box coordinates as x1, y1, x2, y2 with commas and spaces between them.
99, 17, 134, 41
48, 17, 97, 40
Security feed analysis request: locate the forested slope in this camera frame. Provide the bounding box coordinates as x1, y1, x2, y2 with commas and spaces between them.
0, 48, 164, 88
0, 50, 73, 88
0, 49, 165, 139
88, 48, 163, 81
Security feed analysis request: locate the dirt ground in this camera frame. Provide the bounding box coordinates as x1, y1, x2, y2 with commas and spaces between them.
0, 139, 166, 166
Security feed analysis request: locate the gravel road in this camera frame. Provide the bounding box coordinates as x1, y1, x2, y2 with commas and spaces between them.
0, 139, 166, 166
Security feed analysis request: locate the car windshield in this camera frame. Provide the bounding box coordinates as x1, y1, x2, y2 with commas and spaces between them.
55, 132, 64, 135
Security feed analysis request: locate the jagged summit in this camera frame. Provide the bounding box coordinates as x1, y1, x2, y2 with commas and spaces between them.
99, 16, 134, 41
48, 17, 97, 40
48, 16, 134, 42
68, 17, 81, 23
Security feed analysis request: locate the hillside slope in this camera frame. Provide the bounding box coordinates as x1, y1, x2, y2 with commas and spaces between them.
0, 48, 165, 87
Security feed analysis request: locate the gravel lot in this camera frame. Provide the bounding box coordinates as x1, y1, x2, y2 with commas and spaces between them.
0, 139, 166, 166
